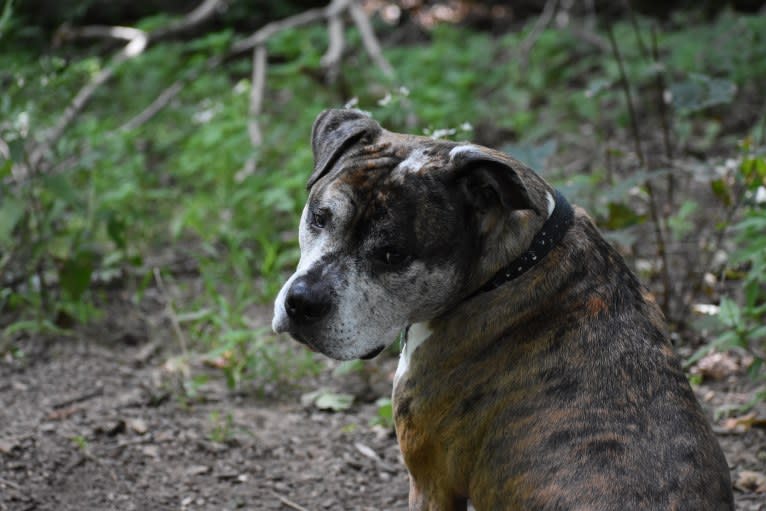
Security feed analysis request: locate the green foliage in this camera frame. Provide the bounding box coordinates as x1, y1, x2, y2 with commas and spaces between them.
690, 147, 766, 371
371, 397, 394, 429
2, 7, 766, 395
718, 149, 766, 367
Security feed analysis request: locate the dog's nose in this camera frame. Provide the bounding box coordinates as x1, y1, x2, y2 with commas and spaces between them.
285, 278, 331, 324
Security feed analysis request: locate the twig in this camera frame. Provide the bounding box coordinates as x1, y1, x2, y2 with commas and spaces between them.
607, 27, 644, 164
568, 23, 609, 52
151, 0, 223, 40
650, 24, 675, 205
517, 0, 558, 69
52, 388, 104, 409
28, 39, 146, 170
624, 0, 650, 60
120, 79, 185, 132
153, 267, 188, 356
320, 0, 348, 81
0, 476, 21, 491
248, 45, 267, 148
348, 1, 394, 77
231, 7, 328, 54
28, 0, 224, 172
124, 0, 360, 132
273, 493, 311, 511
237, 44, 268, 180
608, 25, 673, 316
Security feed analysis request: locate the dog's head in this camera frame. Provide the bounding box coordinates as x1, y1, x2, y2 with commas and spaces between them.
272, 109, 553, 360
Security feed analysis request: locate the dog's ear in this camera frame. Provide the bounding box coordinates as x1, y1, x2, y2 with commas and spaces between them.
447, 145, 538, 214
308, 109, 381, 190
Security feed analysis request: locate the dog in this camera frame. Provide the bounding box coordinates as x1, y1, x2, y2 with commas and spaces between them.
272, 109, 734, 510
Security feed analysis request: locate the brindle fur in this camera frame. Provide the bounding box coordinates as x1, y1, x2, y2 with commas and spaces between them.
274, 109, 734, 510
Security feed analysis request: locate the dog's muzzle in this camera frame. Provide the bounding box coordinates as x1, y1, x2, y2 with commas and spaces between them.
284, 276, 333, 326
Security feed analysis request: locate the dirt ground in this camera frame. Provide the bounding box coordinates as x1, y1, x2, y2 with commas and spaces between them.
1, 311, 765, 511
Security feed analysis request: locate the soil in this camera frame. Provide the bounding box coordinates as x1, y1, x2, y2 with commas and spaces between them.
1, 303, 765, 511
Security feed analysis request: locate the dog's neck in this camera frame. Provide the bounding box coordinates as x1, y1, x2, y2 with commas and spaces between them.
398, 190, 575, 362
464, 189, 574, 301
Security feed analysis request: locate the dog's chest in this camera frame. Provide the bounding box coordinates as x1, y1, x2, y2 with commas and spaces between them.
393, 322, 432, 391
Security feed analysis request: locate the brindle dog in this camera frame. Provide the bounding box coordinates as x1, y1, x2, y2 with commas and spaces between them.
272, 109, 734, 510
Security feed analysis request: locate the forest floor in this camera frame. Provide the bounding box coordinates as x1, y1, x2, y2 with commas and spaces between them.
1, 299, 765, 511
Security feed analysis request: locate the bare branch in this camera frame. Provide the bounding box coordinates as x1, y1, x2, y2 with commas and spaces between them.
517, 0, 558, 69
231, 7, 328, 54
348, 1, 393, 78
237, 44, 268, 181
321, 0, 347, 82
120, 56, 223, 132
153, 0, 224, 40
125, 0, 385, 131
29, 40, 147, 169
29, 0, 225, 171
248, 45, 267, 148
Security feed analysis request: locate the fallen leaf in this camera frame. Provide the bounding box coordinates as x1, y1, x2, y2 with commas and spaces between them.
735, 470, 766, 493
301, 389, 354, 412
314, 392, 354, 412
46, 406, 81, 421
693, 351, 740, 381
127, 418, 148, 435
141, 445, 159, 459
185, 464, 211, 476
354, 442, 380, 461
0, 438, 18, 455
721, 412, 766, 433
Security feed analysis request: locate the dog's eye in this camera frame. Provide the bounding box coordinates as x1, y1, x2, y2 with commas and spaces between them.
310, 210, 328, 229
375, 247, 409, 267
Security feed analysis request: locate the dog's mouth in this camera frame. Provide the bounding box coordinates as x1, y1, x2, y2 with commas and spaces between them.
360, 345, 384, 360
290, 331, 384, 360
290, 331, 319, 352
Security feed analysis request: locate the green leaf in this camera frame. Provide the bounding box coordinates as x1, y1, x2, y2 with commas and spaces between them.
43, 173, 79, 205
605, 202, 645, 230
710, 178, 733, 206
0, 158, 12, 178
502, 139, 558, 172
717, 297, 741, 328
313, 391, 354, 412
0, 195, 25, 244
59, 250, 95, 300
670, 73, 736, 115
7, 138, 25, 163
106, 214, 127, 249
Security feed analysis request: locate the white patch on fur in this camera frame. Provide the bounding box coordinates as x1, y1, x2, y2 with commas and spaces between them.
546, 191, 555, 218
390, 148, 429, 183
448, 144, 483, 162
394, 322, 432, 389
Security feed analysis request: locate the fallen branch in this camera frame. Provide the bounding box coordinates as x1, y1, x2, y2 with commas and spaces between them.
272, 493, 311, 511
52, 388, 104, 409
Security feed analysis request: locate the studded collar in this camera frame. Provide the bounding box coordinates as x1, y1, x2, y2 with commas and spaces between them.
465, 189, 574, 300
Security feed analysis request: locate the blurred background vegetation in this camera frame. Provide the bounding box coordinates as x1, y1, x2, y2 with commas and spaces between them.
1, 0, 765, 399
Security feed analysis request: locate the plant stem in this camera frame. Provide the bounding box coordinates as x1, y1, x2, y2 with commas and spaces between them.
608, 25, 673, 317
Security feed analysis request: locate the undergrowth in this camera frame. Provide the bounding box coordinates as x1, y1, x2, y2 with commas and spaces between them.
1, 5, 764, 391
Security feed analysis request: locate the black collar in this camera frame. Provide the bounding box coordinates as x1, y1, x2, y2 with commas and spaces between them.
466, 189, 574, 300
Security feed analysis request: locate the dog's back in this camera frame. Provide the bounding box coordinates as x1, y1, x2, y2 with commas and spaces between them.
395, 210, 733, 510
